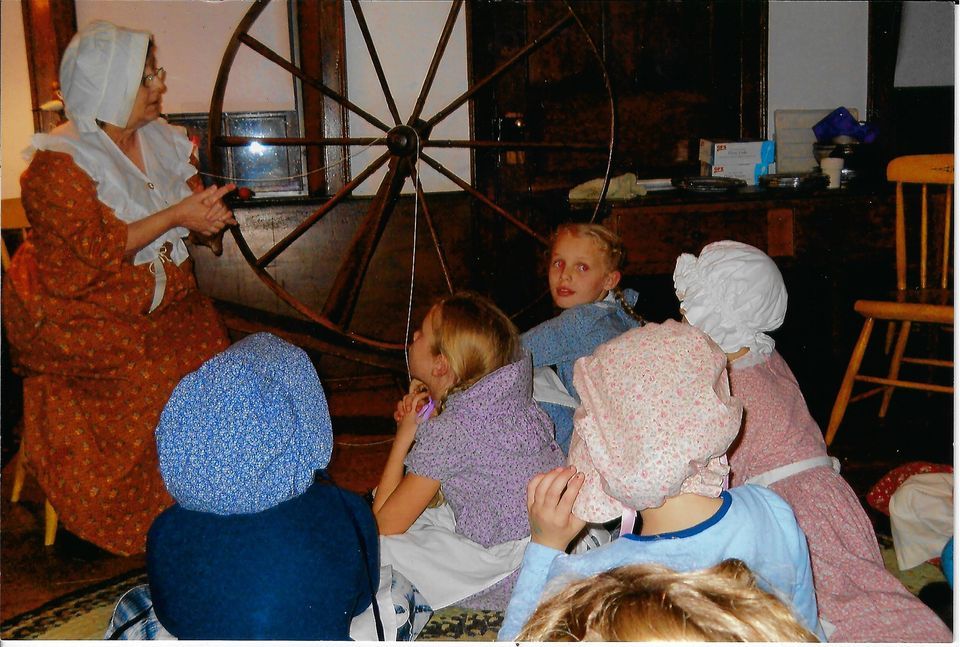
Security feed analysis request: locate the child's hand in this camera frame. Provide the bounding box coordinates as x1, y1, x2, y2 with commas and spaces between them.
394, 391, 429, 446
408, 378, 429, 395
394, 379, 430, 423
527, 466, 587, 551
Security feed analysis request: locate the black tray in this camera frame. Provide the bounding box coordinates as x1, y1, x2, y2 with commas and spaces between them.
671, 177, 747, 193
759, 172, 830, 190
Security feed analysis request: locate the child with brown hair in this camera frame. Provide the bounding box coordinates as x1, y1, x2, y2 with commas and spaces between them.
522, 222, 645, 454
374, 292, 563, 612
516, 559, 819, 642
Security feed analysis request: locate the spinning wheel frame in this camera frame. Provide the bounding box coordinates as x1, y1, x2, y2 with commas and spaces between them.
207, 0, 616, 355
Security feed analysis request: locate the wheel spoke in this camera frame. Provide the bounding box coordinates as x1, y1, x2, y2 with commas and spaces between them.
208, 0, 271, 177
565, 3, 617, 223
409, 164, 454, 293
424, 11, 574, 129
238, 32, 391, 132
425, 139, 608, 152
257, 150, 391, 268
408, 0, 463, 124
349, 0, 402, 125
219, 247, 406, 354
220, 312, 404, 367
215, 135, 384, 147
322, 156, 411, 327
420, 153, 548, 247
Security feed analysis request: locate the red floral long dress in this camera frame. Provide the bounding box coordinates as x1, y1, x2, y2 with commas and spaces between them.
3, 151, 229, 555
727, 351, 951, 642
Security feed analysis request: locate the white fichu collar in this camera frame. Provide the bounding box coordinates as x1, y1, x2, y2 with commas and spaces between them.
25, 120, 196, 311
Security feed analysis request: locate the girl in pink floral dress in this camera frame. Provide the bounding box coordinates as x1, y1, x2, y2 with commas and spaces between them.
674, 240, 951, 642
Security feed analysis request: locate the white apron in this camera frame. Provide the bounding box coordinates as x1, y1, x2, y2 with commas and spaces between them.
379, 504, 529, 609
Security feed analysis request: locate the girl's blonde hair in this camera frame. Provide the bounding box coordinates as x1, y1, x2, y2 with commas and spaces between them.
430, 291, 519, 405
515, 559, 819, 643
552, 223, 646, 324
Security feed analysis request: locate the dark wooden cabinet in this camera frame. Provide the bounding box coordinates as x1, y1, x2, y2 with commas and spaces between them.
469, 1, 767, 198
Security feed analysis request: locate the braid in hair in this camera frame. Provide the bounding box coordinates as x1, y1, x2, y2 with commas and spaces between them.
612, 287, 646, 325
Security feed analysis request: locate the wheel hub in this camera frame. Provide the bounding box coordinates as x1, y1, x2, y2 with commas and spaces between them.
386, 125, 420, 156
386, 120, 433, 157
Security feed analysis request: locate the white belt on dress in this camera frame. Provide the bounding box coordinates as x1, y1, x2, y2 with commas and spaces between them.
744, 455, 840, 488
147, 244, 173, 313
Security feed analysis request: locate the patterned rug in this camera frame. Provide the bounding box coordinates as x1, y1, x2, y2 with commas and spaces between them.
0, 535, 940, 640
0, 568, 503, 641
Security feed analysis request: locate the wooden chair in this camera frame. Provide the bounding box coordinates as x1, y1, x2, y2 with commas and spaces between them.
825, 154, 954, 446
3, 197, 58, 546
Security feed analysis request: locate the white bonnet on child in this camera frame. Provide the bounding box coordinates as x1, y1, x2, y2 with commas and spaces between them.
568, 320, 743, 522
673, 240, 787, 356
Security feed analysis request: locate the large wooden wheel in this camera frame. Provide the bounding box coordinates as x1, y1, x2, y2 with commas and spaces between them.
207, 0, 615, 361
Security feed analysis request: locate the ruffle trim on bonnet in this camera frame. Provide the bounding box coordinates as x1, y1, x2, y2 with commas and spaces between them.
673, 241, 787, 356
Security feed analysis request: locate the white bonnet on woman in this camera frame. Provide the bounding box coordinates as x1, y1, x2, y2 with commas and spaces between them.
673, 240, 787, 356
59, 21, 150, 133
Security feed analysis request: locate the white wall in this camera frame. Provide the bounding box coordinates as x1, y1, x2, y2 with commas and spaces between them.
894, 1, 955, 87
767, 1, 869, 138
345, 1, 470, 194
2, 0, 34, 199
75, 0, 295, 114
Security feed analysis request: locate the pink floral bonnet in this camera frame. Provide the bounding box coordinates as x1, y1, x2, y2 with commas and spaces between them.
568, 319, 743, 523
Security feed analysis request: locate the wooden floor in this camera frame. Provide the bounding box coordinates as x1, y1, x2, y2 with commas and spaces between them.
1, 362, 953, 624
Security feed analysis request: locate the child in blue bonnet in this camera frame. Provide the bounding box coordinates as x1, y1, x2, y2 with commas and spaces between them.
374, 292, 563, 612
522, 223, 645, 455
105, 332, 429, 640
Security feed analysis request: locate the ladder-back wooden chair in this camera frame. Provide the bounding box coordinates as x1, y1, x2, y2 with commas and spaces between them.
3, 197, 59, 546
825, 154, 954, 446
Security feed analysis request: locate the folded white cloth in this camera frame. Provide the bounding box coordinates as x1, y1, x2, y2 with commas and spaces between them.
379, 504, 529, 608
532, 366, 579, 408
889, 472, 953, 570
350, 564, 399, 641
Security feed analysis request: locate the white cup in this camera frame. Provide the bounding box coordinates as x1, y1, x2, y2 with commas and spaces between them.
820, 158, 844, 189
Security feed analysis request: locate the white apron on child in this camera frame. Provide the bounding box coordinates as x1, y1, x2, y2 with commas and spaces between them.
379, 503, 529, 609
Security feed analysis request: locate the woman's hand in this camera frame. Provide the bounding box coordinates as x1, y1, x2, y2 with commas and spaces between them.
172, 183, 238, 235
527, 466, 587, 551
125, 183, 237, 255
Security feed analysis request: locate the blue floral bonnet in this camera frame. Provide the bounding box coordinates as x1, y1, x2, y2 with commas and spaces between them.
155, 333, 333, 515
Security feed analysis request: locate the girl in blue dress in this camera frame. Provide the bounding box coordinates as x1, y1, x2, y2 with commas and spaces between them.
522, 223, 645, 454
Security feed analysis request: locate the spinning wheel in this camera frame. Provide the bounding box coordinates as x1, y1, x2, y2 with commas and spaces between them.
207, 0, 615, 360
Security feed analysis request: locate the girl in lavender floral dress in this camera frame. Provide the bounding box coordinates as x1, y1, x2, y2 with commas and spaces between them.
374, 292, 563, 612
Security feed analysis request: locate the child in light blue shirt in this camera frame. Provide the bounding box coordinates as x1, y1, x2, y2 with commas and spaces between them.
499, 321, 825, 641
